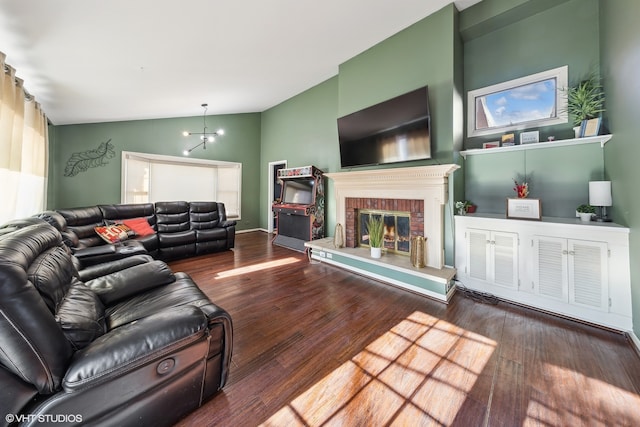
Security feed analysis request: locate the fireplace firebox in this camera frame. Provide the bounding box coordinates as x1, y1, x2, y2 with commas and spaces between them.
358, 209, 411, 254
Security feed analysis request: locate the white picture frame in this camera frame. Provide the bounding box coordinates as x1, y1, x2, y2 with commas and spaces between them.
520, 130, 540, 144
506, 198, 541, 220
467, 66, 568, 137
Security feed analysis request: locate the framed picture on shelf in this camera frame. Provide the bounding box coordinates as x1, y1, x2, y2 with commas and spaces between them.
506, 198, 542, 220
520, 130, 539, 144
580, 118, 602, 137
483, 141, 500, 149
501, 133, 515, 145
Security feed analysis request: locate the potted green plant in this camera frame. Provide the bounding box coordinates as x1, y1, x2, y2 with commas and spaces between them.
367, 215, 384, 258
564, 72, 605, 137
455, 200, 476, 215
576, 204, 596, 222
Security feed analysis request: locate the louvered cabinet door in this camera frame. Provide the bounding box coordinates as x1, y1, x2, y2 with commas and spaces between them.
492, 231, 518, 288
533, 236, 568, 302
568, 240, 608, 311
467, 229, 490, 281
466, 229, 518, 288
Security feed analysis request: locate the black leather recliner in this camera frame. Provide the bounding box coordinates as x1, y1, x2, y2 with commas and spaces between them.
0, 222, 233, 427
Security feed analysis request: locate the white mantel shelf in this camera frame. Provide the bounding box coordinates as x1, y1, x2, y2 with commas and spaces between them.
459, 134, 612, 159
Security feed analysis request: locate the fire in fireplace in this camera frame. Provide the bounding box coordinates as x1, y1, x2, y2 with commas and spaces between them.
358, 209, 411, 254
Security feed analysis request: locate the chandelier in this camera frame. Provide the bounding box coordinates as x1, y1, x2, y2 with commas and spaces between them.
182, 103, 224, 155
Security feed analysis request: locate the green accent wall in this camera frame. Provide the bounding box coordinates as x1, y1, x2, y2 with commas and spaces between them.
600, 0, 640, 335
260, 4, 462, 266
48, 113, 262, 230
260, 77, 340, 230
462, 0, 604, 216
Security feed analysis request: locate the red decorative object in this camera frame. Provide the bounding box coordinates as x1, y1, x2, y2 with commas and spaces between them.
513, 180, 529, 198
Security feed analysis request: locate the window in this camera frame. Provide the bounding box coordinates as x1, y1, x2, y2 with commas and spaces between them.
122, 151, 241, 219
467, 66, 568, 137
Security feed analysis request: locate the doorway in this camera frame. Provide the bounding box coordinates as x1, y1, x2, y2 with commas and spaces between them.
267, 160, 287, 233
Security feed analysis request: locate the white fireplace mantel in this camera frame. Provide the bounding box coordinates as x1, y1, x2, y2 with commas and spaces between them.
326, 164, 460, 269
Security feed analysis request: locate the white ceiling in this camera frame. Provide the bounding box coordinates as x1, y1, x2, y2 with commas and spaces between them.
0, 0, 481, 125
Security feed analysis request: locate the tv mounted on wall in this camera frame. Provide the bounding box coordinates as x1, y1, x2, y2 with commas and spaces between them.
337, 86, 431, 168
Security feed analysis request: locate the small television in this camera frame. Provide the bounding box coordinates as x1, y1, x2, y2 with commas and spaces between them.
337, 86, 431, 168
282, 179, 315, 205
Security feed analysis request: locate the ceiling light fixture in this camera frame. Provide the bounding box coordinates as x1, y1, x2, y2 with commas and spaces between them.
182, 103, 224, 155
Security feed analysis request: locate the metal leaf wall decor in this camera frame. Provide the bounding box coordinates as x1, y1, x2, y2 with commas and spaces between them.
64, 139, 115, 177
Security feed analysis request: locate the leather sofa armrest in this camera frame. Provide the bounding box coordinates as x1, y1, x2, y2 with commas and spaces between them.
77, 254, 154, 282
63, 306, 207, 392
73, 245, 116, 258
220, 220, 237, 227
85, 260, 175, 305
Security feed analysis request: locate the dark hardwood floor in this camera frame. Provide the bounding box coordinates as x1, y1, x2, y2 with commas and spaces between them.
170, 231, 640, 427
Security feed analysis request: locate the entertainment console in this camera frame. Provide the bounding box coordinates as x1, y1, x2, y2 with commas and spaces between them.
272, 165, 325, 252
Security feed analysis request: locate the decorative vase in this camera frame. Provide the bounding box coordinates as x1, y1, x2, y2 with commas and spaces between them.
370, 247, 382, 259
410, 236, 426, 268
333, 223, 344, 248
574, 126, 581, 138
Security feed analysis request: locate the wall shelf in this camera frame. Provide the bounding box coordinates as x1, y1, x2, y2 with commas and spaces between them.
459, 134, 612, 159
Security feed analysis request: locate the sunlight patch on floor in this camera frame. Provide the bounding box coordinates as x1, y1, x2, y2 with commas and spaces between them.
525, 363, 640, 426
261, 311, 496, 426
214, 257, 301, 278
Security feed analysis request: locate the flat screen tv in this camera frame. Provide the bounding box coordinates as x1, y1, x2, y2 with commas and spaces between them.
282, 179, 314, 205
337, 86, 431, 168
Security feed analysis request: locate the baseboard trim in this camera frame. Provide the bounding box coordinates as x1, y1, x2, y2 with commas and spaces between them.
236, 228, 266, 234
626, 330, 640, 357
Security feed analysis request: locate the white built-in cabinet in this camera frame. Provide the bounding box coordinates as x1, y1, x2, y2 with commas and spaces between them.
532, 236, 608, 311
467, 229, 518, 289
455, 214, 631, 331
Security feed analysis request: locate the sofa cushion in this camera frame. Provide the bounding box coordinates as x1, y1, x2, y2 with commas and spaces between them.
86, 260, 176, 306
105, 272, 216, 329
27, 244, 76, 313
57, 206, 105, 248
122, 217, 156, 236
56, 281, 106, 350
189, 201, 220, 229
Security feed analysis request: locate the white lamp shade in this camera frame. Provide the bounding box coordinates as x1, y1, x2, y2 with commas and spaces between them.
589, 181, 612, 207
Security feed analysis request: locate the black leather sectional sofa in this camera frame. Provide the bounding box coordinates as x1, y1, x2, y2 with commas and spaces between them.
55, 201, 236, 264
0, 202, 235, 426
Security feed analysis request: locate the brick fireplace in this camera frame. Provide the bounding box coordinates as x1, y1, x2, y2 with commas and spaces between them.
345, 198, 423, 253
326, 164, 459, 269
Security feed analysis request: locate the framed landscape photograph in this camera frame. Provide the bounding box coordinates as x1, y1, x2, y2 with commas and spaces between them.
506, 198, 541, 220
501, 133, 515, 145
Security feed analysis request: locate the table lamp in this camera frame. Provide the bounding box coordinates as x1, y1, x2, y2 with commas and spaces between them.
589, 181, 612, 222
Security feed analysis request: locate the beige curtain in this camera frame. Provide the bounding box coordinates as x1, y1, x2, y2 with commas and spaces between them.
0, 52, 49, 224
